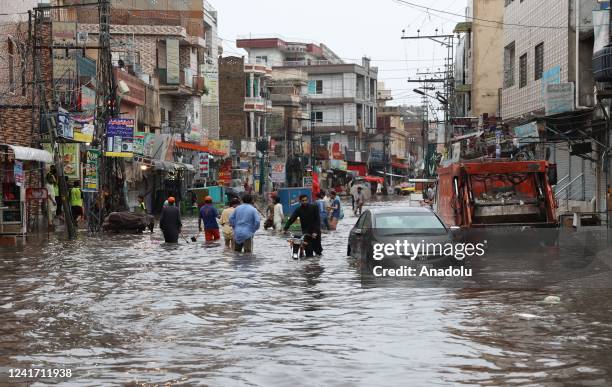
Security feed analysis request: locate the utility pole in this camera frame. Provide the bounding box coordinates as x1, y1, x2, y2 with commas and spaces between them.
33, 5, 76, 239
402, 29, 455, 159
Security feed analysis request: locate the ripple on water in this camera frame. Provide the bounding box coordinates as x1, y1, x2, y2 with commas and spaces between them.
1, 198, 612, 385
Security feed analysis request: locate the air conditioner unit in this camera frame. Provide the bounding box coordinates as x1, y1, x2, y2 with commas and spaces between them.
77, 31, 88, 45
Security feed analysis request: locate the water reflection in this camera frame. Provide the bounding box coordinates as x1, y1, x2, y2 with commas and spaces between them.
0, 197, 611, 385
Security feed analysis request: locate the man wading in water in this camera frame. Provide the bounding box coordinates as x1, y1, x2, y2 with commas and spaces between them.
283, 194, 323, 257
159, 196, 182, 243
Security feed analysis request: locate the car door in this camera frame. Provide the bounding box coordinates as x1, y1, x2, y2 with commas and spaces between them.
358, 212, 373, 260
349, 211, 368, 258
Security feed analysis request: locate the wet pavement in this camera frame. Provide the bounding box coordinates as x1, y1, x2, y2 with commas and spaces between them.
1, 197, 612, 386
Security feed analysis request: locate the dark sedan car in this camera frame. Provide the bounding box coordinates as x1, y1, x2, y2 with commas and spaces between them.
347, 207, 457, 267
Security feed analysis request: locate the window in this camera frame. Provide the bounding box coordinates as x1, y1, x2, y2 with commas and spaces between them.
310, 111, 323, 124
255, 55, 268, 64
315, 80, 323, 94
504, 42, 515, 88
374, 213, 447, 235
519, 53, 527, 88
535, 42, 544, 80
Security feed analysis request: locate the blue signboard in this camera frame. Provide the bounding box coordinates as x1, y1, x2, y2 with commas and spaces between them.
541, 66, 561, 98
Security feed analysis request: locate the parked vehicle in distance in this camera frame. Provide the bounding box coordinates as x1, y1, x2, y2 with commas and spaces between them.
347, 207, 456, 267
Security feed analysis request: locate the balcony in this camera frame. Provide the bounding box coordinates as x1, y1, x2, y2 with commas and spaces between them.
244, 60, 272, 77
157, 68, 206, 96
283, 60, 331, 67
244, 97, 270, 113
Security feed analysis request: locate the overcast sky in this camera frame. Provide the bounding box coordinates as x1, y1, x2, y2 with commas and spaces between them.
213, 0, 466, 108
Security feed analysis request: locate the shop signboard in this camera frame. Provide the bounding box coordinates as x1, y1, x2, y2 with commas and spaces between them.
133, 131, 145, 155
106, 118, 134, 157
270, 161, 286, 183
198, 152, 209, 178
302, 176, 313, 187
545, 82, 575, 116
72, 114, 94, 143
83, 149, 100, 192
513, 122, 540, 144
218, 159, 233, 186
143, 133, 156, 157
44, 143, 80, 179
541, 66, 561, 99
14, 161, 24, 187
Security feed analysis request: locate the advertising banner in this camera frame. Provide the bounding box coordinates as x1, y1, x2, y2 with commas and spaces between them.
198, 152, 209, 178
44, 143, 80, 179
218, 159, 233, 186
72, 114, 94, 143
270, 161, 286, 183
133, 131, 145, 156
83, 149, 100, 192
57, 108, 73, 139
14, 161, 24, 187
106, 118, 134, 157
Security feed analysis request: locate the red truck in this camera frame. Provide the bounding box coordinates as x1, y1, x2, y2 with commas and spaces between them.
436, 159, 558, 228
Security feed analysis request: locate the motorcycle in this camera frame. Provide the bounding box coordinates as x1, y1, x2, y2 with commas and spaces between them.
288, 234, 308, 260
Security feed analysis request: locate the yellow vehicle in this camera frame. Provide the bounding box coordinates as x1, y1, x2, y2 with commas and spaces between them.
395, 182, 416, 196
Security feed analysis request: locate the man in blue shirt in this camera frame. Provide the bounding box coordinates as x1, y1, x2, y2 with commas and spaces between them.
198, 196, 220, 242
328, 190, 341, 230
315, 191, 329, 230
229, 194, 260, 252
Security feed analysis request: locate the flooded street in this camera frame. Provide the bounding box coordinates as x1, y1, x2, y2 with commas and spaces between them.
2, 198, 612, 386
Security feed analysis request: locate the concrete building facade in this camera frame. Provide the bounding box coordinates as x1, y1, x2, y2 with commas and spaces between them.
236, 38, 378, 162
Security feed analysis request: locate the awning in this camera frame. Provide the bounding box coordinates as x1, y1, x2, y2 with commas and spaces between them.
1, 144, 53, 163
174, 141, 226, 157
452, 130, 483, 142
358, 175, 384, 184
153, 160, 195, 172
376, 171, 409, 178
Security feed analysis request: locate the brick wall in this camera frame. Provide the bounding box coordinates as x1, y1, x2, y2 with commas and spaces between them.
219, 56, 246, 147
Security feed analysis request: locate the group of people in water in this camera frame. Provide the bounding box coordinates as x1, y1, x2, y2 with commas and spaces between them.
158, 188, 361, 257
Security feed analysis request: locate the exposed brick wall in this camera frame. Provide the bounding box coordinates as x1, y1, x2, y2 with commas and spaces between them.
219, 56, 246, 147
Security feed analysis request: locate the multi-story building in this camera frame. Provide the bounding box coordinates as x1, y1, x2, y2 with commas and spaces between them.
501, 0, 606, 213
236, 37, 378, 165
218, 56, 272, 150
201, 0, 221, 140
70, 0, 208, 139
454, 0, 504, 119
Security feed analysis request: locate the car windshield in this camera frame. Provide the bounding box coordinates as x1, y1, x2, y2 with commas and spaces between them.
374, 213, 446, 235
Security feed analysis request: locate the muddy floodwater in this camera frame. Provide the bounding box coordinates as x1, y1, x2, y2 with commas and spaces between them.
1, 198, 612, 386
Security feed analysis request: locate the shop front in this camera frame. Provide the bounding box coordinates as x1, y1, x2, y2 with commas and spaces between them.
0, 144, 53, 236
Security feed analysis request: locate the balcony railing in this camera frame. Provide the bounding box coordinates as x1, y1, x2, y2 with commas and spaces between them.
283, 60, 332, 67
245, 97, 266, 105
157, 68, 206, 94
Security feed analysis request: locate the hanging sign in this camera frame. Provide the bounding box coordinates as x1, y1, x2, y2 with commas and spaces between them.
270, 161, 286, 183
198, 152, 209, 178
83, 149, 100, 192
106, 118, 134, 157
14, 161, 24, 187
